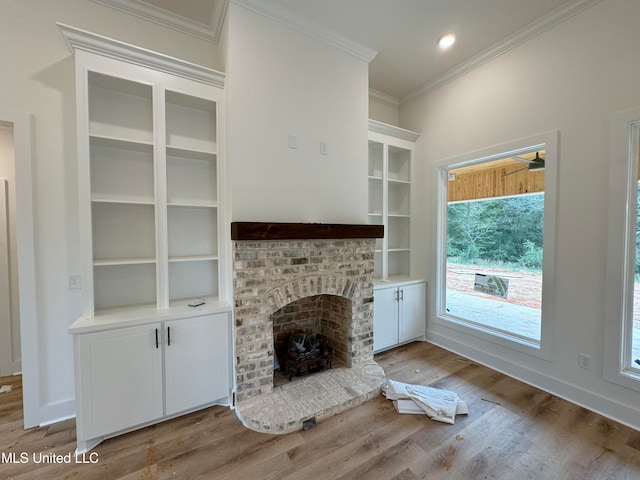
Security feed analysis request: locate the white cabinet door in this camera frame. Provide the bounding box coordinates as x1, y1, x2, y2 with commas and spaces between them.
373, 286, 399, 352
399, 282, 426, 343
77, 323, 163, 440
164, 313, 230, 416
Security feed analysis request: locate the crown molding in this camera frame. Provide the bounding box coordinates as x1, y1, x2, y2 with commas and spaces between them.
230, 0, 377, 63
92, 0, 228, 44
368, 119, 420, 142
57, 23, 226, 88
401, 0, 603, 106
369, 89, 400, 109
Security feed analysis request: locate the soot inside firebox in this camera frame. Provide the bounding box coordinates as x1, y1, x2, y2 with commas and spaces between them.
271, 294, 350, 387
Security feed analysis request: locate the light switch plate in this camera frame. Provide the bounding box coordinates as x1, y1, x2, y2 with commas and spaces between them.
68, 274, 82, 290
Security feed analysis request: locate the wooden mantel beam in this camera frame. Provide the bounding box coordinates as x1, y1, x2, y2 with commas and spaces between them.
230, 222, 384, 240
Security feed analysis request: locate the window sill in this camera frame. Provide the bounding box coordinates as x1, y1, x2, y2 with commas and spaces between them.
433, 313, 551, 361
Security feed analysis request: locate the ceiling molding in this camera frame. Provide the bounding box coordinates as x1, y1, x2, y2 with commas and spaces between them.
401, 0, 603, 106
369, 89, 400, 109
368, 119, 420, 142
230, 0, 377, 63
57, 23, 226, 88
92, 0, 228, 44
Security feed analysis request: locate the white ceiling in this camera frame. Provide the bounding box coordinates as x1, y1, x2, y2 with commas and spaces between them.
100, 0, 601, 101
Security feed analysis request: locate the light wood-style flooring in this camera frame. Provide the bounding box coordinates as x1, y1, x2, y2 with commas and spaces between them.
2, 341, 640, 479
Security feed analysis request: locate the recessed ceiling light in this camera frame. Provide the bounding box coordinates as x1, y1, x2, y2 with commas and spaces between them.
438, 33, 457, 50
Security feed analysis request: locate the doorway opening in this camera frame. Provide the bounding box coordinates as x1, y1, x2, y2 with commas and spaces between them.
0, 120, 21, 377
0, 110, 38, 428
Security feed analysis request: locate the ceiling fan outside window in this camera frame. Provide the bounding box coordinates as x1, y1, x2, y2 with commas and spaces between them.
503, 152, 545, 176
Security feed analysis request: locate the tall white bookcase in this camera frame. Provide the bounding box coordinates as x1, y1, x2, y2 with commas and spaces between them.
79, 56, 225, 314
368, 120, 420, 281
368, 120, 426, 353
60, 24, 232, 453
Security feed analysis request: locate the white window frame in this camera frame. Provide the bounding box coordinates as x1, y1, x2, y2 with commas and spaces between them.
433, 131, 558, 360
604, 109, 640, 391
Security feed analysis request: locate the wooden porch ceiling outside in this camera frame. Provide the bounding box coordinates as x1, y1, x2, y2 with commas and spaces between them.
447, 151, 545, 203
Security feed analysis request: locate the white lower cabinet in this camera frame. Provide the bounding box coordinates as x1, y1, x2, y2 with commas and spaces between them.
164, 315, 230, 416
76, 323, 164, 442
373, 286, 399, 351
73, 311, 231, 453
373, 280, 426, 352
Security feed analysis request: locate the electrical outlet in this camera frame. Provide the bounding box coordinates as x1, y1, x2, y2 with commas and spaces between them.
579, 353, 592, 370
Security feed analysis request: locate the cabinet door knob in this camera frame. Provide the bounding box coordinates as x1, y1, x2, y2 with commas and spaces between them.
400, 289, 404, 301
155, 328, 159, 349
167, 326, 171, 346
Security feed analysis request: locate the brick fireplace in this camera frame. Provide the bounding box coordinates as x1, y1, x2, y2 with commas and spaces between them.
231, 222, 386, 433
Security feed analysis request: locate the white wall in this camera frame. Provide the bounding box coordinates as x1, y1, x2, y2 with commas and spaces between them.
0, 0, 225, 425
226, 4, 369, 224
401, 0, 640, 429
369, 92, 400, 126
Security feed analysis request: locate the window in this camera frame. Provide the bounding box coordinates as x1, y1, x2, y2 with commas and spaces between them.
435, 132, 557, 358
605, 110, 640, 390
446, 192, 544, 342
631, 177, 640, 370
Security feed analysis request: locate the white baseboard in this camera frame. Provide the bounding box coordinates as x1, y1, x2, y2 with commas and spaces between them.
38, 399, 76, 427
426, 332, 640, 432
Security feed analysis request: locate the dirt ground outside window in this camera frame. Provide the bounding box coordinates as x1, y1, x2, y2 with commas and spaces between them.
446, 263, 640, 361
446, 263, 541, 309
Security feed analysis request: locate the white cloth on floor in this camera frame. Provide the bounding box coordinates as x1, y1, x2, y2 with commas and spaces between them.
382, 379, 467, 424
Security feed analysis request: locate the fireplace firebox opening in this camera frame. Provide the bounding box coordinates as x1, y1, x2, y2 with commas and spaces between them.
273, 294, 349, 384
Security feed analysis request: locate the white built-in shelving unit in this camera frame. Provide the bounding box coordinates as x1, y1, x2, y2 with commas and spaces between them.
368, 120, 426, 352
85, 70, 223, 313
59, 23, 232, 454
368, 120, 419, 281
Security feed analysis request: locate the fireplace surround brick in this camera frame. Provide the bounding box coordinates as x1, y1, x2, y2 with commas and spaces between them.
233, 238, 377, 402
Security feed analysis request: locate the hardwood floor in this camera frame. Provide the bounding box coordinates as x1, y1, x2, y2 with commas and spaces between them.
2, 342, 640, 479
